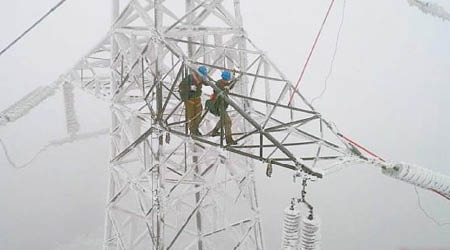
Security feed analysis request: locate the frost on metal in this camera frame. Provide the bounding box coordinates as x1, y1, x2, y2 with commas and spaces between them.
282, 206, 301, 249
39, 0, 450, 248
0, 85, 57, 126
76, 0, 356, 248
382, 162, 450, 196
3, 0, 450, 249
299, 216, 321, 250
63, 82, 80, 136
281, 202, 321, 250
407, 0, 450, 21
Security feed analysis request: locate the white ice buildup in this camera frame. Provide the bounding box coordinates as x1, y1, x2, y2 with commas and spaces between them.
407, 0, 450, 21
0, 85, 56, 126
299, 215, 321, 250
282, 205, 302, 249
382, 162, 450, 196
63, 82, 80, 136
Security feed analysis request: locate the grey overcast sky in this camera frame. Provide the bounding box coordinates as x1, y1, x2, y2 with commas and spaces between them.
0, 0, 449, 250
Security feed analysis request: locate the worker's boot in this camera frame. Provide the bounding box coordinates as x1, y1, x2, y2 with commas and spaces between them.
208, 128, 220, 137
191, 128, 202, 136
226, 137, 237, 145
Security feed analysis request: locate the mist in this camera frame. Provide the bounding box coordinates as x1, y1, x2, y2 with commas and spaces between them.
1, 0, 449, 249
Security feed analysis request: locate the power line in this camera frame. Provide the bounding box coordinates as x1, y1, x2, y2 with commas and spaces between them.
414, 187, 450, 227
0, 129, 108, 169
0, 0, 68, 57
311, 0, 346, 105
288, 0, 336, 106
0, 138, 50, 169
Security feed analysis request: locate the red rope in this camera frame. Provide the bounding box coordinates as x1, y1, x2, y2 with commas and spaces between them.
338, 133, 386, 162
287, 0, 450, 204
288, 0, 336, 106
431, 189, 450, 202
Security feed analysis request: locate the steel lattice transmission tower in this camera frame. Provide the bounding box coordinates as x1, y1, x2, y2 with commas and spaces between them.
68, 0, 353, 249
59, 0, 356, 248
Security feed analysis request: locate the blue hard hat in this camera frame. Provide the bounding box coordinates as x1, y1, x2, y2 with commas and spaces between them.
221, 71, 231, 81
198, 66, 208, 76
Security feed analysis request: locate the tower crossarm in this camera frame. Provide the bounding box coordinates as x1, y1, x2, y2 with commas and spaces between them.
0, 0, 355, 178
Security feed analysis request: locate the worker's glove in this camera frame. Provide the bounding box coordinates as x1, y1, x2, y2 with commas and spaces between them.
190, 85, 197, 91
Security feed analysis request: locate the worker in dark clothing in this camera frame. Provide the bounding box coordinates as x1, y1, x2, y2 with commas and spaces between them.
207, 71, 237, 145
179, 66, 208, 136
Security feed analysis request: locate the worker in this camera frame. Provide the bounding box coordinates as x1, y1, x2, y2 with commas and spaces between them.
179, 66, 208, 136
207, 70, 237, 145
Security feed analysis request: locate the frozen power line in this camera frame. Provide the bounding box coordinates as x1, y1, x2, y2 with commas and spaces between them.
0, 129, 108, 169
0, 0, 68, 57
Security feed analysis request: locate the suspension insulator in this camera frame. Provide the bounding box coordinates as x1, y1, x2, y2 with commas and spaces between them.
63, 82, 80, 136
0, 85, 56, 125
407, 0, 450, 22
281, 206, 301, 249
299, 215, 321, 250
382, 162, 450, 196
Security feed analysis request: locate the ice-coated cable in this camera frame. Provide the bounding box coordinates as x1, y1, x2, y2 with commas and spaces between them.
0, 129, 108, 169
0, 138, 51, 169
0, 0, 68, 57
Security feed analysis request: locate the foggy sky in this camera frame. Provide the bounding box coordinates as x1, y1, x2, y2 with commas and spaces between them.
0, 0, 449, 249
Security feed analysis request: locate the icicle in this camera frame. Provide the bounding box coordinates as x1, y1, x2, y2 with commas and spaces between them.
382, 162, 450, 196
0, 85, 57, 126
407, 0, 450, 21
281, 204, 301, 249
299, 215, 321, 250
63, 82, 80, 136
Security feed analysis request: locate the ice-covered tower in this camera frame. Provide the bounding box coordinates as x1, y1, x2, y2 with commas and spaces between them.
79, 1, 349, 249
2, 1, 449, 249
0, 0, 372, 249
101, 0, 264, 249
51, 0, 358, 248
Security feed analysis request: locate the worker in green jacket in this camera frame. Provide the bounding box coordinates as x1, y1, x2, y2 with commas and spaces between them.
179, 66, 208, 136
207, 70, 237, 145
